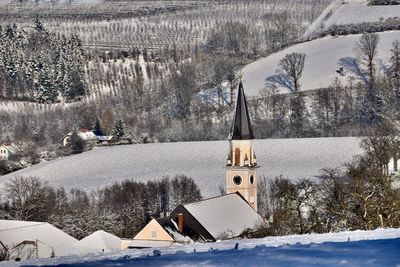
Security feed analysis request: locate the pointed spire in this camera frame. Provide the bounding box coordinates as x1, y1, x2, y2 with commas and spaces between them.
228, 82, 255, 140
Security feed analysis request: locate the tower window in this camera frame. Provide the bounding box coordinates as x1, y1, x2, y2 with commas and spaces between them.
234, 148, 240, 166
233, 175, 242, 185
250, 175, 254, 184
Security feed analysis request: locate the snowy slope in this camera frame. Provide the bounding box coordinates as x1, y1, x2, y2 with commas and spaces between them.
305, 0, 400, 39
242, 31, 400, 96
5, 228, 400, 266
0, 137, 363, 197
323, 0, 400, 30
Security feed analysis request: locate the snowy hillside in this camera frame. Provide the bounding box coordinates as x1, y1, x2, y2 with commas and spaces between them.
305, 0, 400, 38
242, 31, 400, 96
6, 228, 400, 266
0, 137, 363, 197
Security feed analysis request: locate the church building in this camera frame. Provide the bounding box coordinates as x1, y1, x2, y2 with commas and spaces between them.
130, 82, 264, 247
226, 82, 259, 211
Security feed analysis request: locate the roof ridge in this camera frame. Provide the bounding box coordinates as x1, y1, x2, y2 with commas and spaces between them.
182, 192, 239, 207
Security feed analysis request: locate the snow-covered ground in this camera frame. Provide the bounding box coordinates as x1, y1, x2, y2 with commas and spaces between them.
0, 137, 363, 197
324, 0, 400, 31
305, 0, 400, 39
242, 31, 400, 96
4, 228, 399, 266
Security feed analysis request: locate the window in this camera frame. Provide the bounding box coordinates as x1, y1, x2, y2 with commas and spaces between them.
250, 175, 254, 184
233, 175, 242, 185
151, 230, 157, 238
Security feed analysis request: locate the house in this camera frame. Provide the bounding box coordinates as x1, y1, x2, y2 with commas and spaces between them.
0, 220, 78, 260
96, 135, 114, 145
169, 192, 264, 241
62, 129, 97, 147
0, 144, 15, 160
129, 218, 178, 249
130, 82, 265, 247
131, 192, 265, 248
62, 129, 113, 146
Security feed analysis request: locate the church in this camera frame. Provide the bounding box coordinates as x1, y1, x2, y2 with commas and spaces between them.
129, 82, 265, 248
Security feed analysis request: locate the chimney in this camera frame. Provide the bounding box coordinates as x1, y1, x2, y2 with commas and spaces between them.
178, 213, 183, 233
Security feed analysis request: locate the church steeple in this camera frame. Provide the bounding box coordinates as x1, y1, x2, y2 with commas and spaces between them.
225, 82, 259, 212
229, 82, 255, 140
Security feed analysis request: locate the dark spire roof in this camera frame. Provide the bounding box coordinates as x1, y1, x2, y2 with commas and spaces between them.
228, 82, 255, 140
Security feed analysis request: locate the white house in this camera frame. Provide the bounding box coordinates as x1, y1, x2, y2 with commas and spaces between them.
62, 129, 97, 147
62, 129, 113, 146
0, 144, 15, 160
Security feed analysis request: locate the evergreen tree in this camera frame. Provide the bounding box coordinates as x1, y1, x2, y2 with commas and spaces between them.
69, 130, 85, 154
92, 118, 103, 136
36, 64, 58, 103
114, 119, 125, 140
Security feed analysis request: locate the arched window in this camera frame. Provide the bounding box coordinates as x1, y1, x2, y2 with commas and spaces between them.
234, 148, 240, 166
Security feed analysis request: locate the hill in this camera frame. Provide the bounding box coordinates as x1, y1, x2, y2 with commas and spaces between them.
15, 228, 400, 266
242, 30, 400, 96
305, 0, 400, 38
0, 137, 363, 197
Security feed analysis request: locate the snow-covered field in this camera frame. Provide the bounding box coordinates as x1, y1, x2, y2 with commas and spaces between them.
322, 0, 400, 30
0, 137, 363, 197
242, 31, 400, 96
4, 228, 399, 266
305, 0, 400, 39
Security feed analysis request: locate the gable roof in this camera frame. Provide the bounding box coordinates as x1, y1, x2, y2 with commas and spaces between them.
0, 220, 77, 257
180, 193, 264, 239
228, 82, 255, 140
76, 230, 121, 251
0, 144, 15, 153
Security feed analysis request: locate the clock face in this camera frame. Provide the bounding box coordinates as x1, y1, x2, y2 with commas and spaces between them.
233, 175, 242, 185
250, 175, 254, 184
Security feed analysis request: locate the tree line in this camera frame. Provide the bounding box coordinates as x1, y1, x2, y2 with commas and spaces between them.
254, 124, 400, 237
0, 174, 201, 239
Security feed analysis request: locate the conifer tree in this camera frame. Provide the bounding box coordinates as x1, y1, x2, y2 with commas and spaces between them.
114, 119, 125, 140
92, 118, 103, 136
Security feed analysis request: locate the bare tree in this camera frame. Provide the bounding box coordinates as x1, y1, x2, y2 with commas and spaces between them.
3, 176, 49, 220
268, 53, 306, 93
355, 33, 380, 84
279, 53, 306, 93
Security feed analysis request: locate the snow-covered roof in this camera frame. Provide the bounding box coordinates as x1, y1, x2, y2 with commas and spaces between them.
96, 135, 113, 141
182, 193, 265, 239
79, 131, 97, 141
156, 217, 193, 243
0, 220, 77, 258
63, 131, 97, 141
0, 144, 15, 152
128, 240, 173, 249
76, 230, 121, 252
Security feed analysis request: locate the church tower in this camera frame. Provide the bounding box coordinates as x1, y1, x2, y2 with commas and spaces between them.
226, 82, 258, 211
